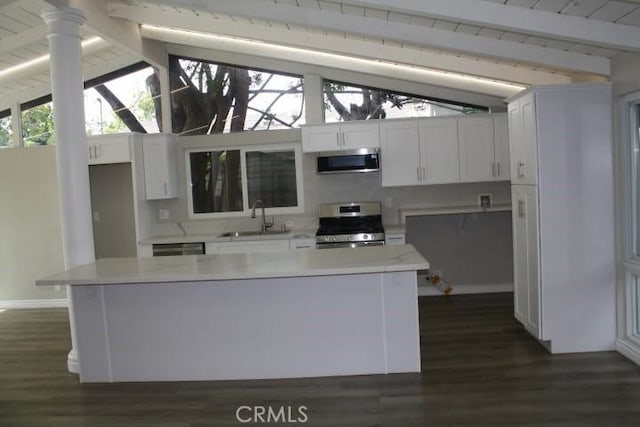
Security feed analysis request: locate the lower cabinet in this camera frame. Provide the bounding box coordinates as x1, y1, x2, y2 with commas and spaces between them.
511, 185, 541, 339
206, 239, 290, 254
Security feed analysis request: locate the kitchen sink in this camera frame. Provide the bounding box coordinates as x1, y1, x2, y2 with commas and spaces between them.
217, 230, 291, 238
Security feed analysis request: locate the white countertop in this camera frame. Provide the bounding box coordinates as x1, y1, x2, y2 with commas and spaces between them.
37, 244, 429, 286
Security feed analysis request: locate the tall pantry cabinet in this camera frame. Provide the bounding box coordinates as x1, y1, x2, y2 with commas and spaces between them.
507, 83, 616, 353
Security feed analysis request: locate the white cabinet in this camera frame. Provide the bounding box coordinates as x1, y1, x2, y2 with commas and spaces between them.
87, 134, 132, 165
385, 233, 406, 246
458, 114, 509, 182
380, 120, 421, 186
301, 121, 379, 153
507, 83, 615, 353
141, 134, 177, 200
380, 117, 459, 186
290, 237, 316, 250
508, 93, 538, 185
418, 117, 460, 184
511, 185, 540, 338
206, 239, 290, 254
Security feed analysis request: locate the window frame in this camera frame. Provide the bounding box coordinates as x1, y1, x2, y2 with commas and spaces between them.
185, 142, 304, 220
621, 91, 640, 346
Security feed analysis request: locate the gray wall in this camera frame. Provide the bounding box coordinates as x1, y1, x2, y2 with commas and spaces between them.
407, 212, 513, 286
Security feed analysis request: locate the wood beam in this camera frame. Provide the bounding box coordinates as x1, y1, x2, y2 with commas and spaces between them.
108, 2, 570, 86
147, 0, 609, 76
347, 0, 640, 52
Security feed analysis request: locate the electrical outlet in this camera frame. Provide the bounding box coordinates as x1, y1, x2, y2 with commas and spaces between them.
54, 285, 61, 291
385, 197, 393, 208
285, 220, 295, 229
159, 209, 170, 220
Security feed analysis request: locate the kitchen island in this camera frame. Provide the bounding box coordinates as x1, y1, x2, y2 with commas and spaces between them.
37, 245, 429, 383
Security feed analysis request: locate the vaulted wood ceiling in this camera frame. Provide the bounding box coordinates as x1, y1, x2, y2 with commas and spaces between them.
1, 0, 639, 110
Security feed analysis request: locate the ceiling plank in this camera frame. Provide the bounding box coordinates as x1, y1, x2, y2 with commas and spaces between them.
42, 0, 167, 68
146, 0, 610, 75
346, 0, 640, 51
108, 2, 571, 85
0, 25, 48, 56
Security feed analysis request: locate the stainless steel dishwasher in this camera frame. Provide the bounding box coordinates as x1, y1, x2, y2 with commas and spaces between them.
152, 242, 205, 256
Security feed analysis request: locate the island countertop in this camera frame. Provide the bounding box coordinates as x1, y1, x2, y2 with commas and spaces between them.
37, 244, 429, 286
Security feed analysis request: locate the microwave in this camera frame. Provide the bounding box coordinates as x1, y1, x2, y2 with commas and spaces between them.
316, 148, 380, 174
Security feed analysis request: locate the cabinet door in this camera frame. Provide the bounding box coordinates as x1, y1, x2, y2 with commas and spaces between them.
87, 135, 131, 165
142, 135, 177, 200
458, 116, 495, 182
511, 185, 541, 338
340, 121, 380, 150
509, 94, 538, 185
419, 118, 460, 184
380, 120, 421, 186
210, 239, 290, 254
301, 124, 341, 152
492, 114, 510, 181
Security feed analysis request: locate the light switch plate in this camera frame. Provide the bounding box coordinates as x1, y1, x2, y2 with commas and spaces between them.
159, 209, 170, 220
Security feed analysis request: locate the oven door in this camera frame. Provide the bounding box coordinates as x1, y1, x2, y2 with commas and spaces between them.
316, 241, 385, 249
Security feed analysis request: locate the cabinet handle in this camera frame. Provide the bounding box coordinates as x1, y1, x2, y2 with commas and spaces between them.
422, 167, 426, 181
518, 200, 525, 218
492, 162, 496, 177
417, 166, 421, 181
336, 132, 341, 148
497, 162, 501, 177
89, 146, 94, 160
164, 182, 168, 195
517, 161, 525, 179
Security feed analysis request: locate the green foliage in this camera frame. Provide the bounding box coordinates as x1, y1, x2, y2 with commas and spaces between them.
105, 116, 126, 134
22, 104, 55, 146
0, 117, 11, 148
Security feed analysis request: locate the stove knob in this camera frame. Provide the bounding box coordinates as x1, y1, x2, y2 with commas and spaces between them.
363, 234, 370, 240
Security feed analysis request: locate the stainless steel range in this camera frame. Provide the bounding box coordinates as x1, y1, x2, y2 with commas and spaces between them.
315, 202, 385, 249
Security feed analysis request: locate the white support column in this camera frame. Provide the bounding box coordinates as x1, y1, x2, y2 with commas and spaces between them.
303, 74, 324, 124
10, 103, 21, 147
158, 66, 172, 132
41, 6, 95, 375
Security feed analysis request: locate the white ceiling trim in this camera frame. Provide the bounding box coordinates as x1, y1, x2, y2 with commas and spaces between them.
142, 25, 525, 98
107, 2, 571, 86
0, 25, 48, 56
148, 0, 610, 76
0, 37, 109, 88
348, 0, 640, 52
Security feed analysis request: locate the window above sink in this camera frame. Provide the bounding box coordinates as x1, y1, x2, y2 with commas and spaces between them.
185, 143, 304, 219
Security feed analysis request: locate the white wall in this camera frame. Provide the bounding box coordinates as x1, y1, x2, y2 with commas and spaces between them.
0, 147, 65, 302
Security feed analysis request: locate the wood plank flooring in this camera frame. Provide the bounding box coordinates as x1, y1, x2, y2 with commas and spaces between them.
1, 293, 640, 426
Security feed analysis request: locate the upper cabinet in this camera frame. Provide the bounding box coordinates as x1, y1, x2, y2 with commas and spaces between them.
508, 94, 538, 185
380, 114, 507, 187
87, 134, 134, 165
141, 134, 178, 200
458, 114, 509, 182
301, 121, 379, 153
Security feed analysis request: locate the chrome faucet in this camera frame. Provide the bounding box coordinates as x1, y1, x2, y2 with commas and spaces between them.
250, 200, 274, 232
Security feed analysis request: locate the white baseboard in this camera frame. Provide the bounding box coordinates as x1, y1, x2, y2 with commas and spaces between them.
0, 299, 68, 309
418, 282, 513, 297
616, 338, 640, 366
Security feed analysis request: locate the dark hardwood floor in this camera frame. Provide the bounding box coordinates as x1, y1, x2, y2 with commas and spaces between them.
2, 293, 640, 426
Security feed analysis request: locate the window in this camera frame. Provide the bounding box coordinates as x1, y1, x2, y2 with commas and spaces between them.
0, 110, 11, 148
624, 95, 640, 346
21, 97, 55, 147
186, 144, 303, 218
323, 80, 485, 122
169, 56, 305, 135
84, 63, 160, 135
